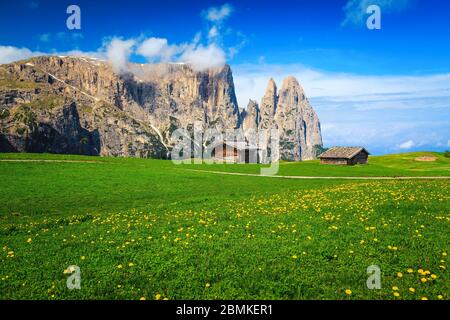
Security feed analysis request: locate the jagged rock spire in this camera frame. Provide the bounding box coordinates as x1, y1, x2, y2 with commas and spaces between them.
243, 75, 323, 161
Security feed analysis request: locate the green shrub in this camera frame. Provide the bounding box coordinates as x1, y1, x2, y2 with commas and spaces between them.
0, 108, 10, 120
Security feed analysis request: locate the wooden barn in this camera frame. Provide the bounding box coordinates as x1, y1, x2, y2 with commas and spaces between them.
212, 142, 259, 163
318, 147, 369, 165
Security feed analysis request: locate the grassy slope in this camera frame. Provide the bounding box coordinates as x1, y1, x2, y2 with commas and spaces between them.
0, 153, 345, 217
0, 152, 448, 300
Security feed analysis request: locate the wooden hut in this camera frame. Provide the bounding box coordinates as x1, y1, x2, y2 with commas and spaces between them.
212, 142, 259, 163
318, 147, 369, 165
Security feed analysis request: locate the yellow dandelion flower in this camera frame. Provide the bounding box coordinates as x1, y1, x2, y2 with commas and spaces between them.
205, 283, 211, 288
155, 293, 161, 300
393, 292, 400, 297
139, 297, 146, 300
128, 262, 135, 267
117, 264, 123, 269
345, 289, 352, 295
409, 288, 415, 293
407, 268, 414, 273
420, 277, 427, 283
392, 286, 399, 291
291, 255, 298, 260
420, 297, 428, 300
442, 252, 447, 257
397, 272, 403, 278
437, 295, 443, 300
431, 274, 437, 280
26, 238, 32, 244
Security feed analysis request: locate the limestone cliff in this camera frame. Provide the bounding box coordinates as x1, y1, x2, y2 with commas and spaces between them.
0, 56, 240, 157
241, 76, 323, 160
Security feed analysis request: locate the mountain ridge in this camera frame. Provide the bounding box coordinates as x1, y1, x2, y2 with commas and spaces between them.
0, 55, 322, 160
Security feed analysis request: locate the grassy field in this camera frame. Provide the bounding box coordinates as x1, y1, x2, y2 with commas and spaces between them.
0, 152, 448, 300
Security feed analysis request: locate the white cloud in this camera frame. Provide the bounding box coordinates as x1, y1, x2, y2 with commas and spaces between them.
398, 139, 415, 150
179, 44, 226, 71
105, 38, 136, 74
137, 37, 180, 62
135, 35, 227, 71
203, 4, 234, 23
227, 31, 247, 59
342, 0, 410, 26
208, 26, 219, 40
232, 63, 450, 109
101, 3, 235, 72
0, 46, 43, 64
0, 36, 227, 73
202, 3, 243, 57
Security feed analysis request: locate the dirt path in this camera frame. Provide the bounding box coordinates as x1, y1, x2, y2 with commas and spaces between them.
184, 169, 450, 180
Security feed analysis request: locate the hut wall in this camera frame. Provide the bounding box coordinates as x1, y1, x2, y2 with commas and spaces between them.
320, 158, 348, 165
348, 152, 368, 165
214, 145, 238, 162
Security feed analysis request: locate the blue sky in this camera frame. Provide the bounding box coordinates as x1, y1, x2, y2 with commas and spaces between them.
0, 0, 449, 154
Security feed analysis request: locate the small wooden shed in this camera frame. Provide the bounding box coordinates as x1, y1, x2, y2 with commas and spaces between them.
318, 147, 369, 165
213, 142, 259, 163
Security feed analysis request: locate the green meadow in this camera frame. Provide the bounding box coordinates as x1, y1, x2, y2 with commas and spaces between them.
0, 152, 448, 300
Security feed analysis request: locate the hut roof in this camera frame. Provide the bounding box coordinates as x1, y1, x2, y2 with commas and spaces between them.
318, 147, 369, 159
223, 141, 259, 150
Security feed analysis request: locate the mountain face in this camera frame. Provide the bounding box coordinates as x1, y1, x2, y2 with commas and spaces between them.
0, 55, 322, 160
240, 77, 323, 160
0, 56, 240, 158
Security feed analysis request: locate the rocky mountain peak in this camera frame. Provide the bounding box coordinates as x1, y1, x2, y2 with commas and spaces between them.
266, 78, 277, 92
241, 75, 323, 161
259, 78, 278, 129
242, 99, 260, 131
281, 75, 300, 87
